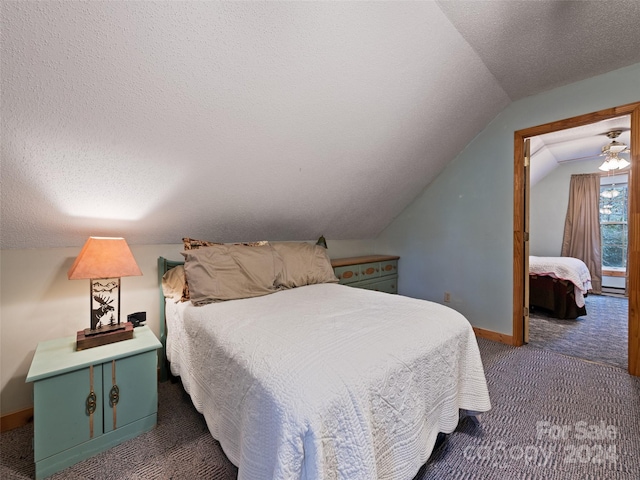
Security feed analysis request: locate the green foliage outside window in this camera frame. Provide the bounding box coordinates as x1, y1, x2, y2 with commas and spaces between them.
599, 183, 628, 268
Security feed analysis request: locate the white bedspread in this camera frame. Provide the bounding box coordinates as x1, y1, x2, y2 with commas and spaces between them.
166, 283, 491, 480
529, 256, 592, 307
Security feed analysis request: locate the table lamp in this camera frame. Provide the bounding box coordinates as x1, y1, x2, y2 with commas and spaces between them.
68, 237, 142, 350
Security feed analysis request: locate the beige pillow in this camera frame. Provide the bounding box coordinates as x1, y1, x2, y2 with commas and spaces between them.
271, 242, 338, 288
162, 265, 188, 303
180, 238, 270, 299
182, 244, 283, 305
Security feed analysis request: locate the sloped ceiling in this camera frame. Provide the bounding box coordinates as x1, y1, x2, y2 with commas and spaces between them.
2, 1, 640, 249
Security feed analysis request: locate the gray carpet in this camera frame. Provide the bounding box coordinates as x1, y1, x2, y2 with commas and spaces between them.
2, 339, 639, 480
528, 294, 628, 370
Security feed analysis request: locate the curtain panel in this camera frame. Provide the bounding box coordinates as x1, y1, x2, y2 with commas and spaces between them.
561, 173, 602, 294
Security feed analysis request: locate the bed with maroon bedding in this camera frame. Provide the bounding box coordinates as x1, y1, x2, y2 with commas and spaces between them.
529, 256, 592, 319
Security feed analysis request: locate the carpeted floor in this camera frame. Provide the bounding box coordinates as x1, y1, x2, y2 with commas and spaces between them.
2, 338, 639, 479
528, 293, 628, 370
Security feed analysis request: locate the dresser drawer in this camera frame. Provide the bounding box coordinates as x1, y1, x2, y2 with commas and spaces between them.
358, 262, 381, 281
334, 265, 360, 284
331, 255, 399, 293
380, 260, 398, 275
358, 276, 398, 294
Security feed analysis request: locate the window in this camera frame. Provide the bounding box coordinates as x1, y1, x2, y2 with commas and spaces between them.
599, 174, 628, 269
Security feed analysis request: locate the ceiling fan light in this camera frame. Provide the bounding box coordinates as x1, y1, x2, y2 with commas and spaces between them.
618, 158, 630, 169
599, 160, 611, 171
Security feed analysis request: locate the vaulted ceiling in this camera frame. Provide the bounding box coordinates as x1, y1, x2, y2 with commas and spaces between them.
2, 1, 640, 249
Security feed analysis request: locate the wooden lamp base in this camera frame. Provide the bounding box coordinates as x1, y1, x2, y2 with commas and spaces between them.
76, 322, 134, 351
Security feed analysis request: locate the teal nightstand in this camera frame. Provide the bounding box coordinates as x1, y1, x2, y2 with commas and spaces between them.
26, 326, 161, 479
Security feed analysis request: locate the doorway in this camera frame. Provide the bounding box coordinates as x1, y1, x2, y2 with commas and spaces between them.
512, 102, 640, 376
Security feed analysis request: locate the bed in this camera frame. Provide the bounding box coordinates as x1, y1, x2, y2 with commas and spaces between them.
529, 256, 592, 319
157, 242, 491, 480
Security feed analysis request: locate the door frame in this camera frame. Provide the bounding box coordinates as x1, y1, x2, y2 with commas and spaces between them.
512, 101, 640, 376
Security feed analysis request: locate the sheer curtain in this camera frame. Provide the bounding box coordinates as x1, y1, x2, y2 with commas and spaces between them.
561, 173, 602, 294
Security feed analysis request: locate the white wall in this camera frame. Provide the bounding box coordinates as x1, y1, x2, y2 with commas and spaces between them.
0, 238, 375, 416
529, 158, 602, 256
374, 63, 640, 335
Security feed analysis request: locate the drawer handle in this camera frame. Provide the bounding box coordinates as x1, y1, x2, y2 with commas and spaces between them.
109, 385, 120, 407
86, 390, 97, 415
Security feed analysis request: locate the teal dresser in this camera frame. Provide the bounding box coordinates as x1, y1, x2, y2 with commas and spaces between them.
331, 255, 399, 293
26, 326, 161, 479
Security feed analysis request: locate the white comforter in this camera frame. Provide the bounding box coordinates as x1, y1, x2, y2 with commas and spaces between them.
529, 256, 592, 307
166, 283, 491, 480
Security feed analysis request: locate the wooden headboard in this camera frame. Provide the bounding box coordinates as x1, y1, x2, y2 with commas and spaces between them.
157, 256, 184, 381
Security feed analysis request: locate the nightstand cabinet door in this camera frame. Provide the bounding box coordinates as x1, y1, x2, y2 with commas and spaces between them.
34, 366, 104, 461
103, 351, 157, 432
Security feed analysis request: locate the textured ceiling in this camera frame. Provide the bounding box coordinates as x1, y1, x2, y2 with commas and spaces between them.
437, 0, 640, 100
2, 1, 639, 249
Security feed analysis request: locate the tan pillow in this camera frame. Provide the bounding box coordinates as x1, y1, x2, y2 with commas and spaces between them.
182, 244, 283, 305
162, 265, 188, 303
180, 238, 270, 299
271, 242, 338, 288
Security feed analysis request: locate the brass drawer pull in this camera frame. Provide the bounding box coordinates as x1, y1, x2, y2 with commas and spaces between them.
109, 385, 120, 407
86, 391, 97, 415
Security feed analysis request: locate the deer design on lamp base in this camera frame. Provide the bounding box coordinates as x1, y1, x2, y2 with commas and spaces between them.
82, 279, 126, 337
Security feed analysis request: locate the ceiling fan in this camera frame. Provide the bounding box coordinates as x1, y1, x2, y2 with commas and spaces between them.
599, 130, 630, 172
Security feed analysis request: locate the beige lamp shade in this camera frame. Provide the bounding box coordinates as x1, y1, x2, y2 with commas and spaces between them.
68, 237, 142, 280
